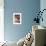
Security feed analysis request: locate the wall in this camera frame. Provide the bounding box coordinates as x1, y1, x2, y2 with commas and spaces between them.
4, 0, 40, 42
40, 0, 46, 27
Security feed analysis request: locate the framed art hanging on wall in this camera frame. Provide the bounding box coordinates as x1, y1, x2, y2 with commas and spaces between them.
13, 13, 22, 24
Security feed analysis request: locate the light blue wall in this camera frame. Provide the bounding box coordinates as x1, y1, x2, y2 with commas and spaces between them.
4, 0, 40, 42
40, 0, 46, 27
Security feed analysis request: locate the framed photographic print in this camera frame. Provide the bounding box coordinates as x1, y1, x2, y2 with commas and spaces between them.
13, 13, 22, 24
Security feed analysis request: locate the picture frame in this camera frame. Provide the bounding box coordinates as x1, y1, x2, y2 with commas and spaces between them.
13, 13, 22, 24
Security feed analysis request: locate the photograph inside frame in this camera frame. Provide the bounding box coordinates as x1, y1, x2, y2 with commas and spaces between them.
13, 13, 22, 24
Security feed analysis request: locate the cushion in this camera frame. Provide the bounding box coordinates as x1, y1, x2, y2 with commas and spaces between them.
17, 37, 25, 46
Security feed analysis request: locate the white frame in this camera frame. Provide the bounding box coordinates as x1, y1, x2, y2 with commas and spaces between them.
13, 13, 22, 24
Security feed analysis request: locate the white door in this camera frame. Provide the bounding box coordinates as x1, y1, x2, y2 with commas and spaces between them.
0, 0, 4, 42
